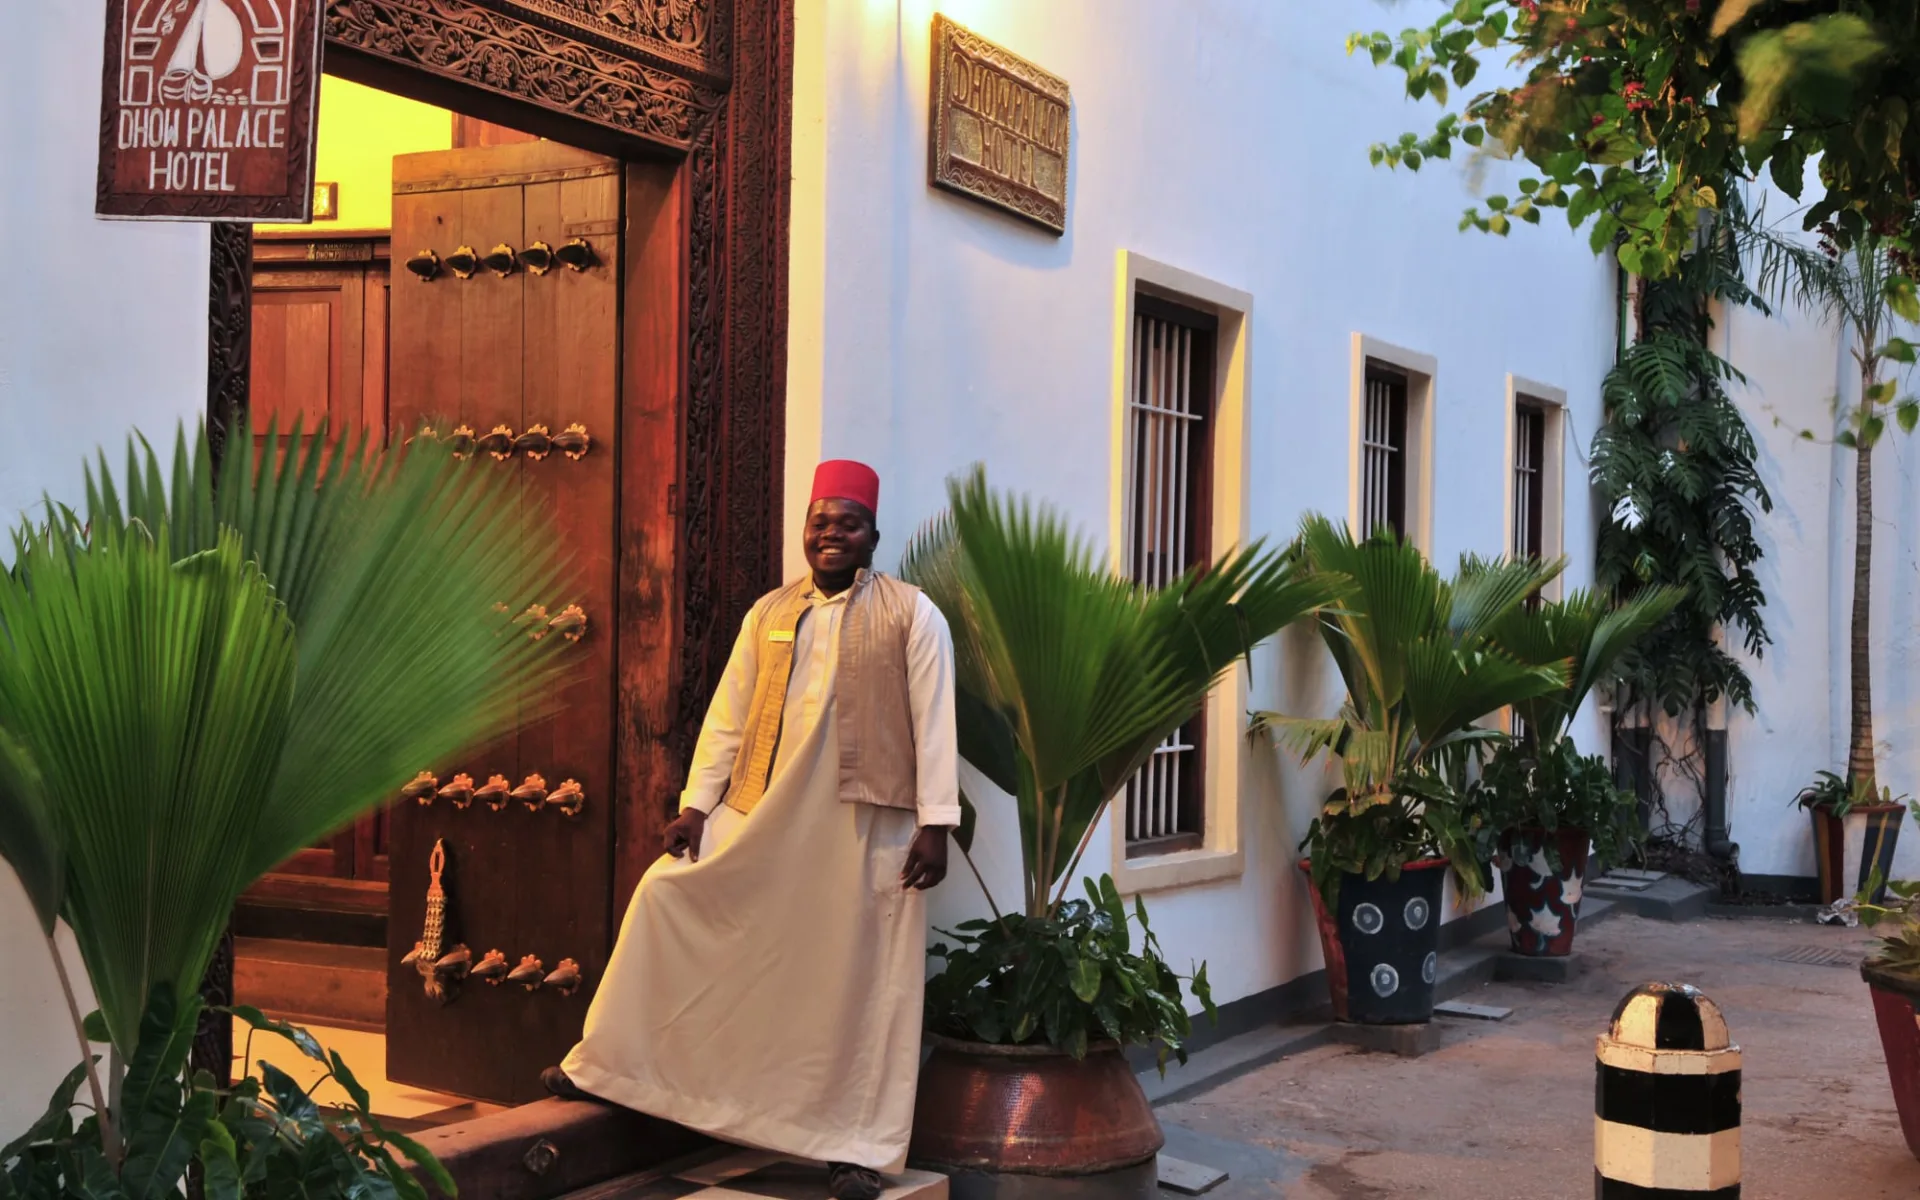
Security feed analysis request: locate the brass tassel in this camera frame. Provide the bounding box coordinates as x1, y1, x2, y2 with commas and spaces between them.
420, 838, 449, 1001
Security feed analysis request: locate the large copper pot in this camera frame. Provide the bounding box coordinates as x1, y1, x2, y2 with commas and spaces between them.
909, 1036, 1164, 1175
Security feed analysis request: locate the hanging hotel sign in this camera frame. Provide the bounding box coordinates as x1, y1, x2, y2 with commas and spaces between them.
95, 0, 323, 221
928, 16, 1070, 235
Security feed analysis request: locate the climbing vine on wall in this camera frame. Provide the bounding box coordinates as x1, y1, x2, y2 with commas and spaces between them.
1591, 216, 1772, 838
1594, 230, 1772, 714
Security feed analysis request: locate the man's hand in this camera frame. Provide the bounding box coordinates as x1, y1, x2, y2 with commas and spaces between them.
901, 826, 949, 891
663, 808, 708, 861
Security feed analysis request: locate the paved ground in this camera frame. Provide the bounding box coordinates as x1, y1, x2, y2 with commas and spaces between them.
1157, 913, 1919, 1198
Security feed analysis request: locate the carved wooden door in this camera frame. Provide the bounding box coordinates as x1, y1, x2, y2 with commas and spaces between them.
384, 142, 621, 1103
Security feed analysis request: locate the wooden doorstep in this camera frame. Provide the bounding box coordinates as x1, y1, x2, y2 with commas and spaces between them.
242, 872, 390, 914
233, 936, 386, 1031
399, 1099, 714, 1200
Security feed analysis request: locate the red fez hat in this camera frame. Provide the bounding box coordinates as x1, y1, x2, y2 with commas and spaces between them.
811, 460, 880, 516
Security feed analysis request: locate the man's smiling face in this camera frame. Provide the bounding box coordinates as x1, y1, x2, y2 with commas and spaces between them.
803, 498, 879, 577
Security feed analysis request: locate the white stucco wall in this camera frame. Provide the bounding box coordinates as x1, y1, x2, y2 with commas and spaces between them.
788, 0, 1617, 1011
1724, 199, 1920, 880
0, 0, 205, 1132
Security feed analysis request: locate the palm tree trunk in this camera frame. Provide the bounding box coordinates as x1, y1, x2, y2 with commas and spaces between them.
1849, 365, 1878, 791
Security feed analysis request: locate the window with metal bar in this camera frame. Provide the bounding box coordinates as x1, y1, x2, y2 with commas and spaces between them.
1361, 365, 1409, 540
1510, 398, 1550, 739
1122, 294, 1216, 856
1512, 400, 1546, 563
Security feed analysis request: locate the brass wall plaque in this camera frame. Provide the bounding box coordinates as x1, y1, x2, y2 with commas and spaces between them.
928, 16, 1070, 235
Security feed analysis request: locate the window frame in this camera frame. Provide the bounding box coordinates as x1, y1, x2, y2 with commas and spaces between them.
1347, 335, 1436, 554
1503, 375, 1567, 599
1122, 293, 1218, 858
1107, 252, 1252, 894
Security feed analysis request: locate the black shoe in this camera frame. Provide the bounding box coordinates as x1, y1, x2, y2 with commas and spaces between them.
827, 1163, 883, 1200
540, 1066, 590, 1100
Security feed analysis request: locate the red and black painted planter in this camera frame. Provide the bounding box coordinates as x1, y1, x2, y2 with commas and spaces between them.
1300, 858, 1447, 1025
1810, 803, 1904, 905
1864, 961, 1920, 1162
1499, 826, 1590, 957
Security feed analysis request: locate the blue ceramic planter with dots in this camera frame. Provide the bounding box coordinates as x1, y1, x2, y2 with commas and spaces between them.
1327, 861, 1446, 1025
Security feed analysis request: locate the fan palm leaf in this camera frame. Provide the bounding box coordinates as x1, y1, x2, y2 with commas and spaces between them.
0, 723, 58, 936
0, 420, 567, 1054
1479, 583, 1685, 743
901, 467, 1344, 916
1254, 518, 1569, 898
0, 525, 296, 1051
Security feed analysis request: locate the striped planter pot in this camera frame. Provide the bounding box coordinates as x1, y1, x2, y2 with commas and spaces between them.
1863, 962, 1920, 1162
1809, 803, 1904, 905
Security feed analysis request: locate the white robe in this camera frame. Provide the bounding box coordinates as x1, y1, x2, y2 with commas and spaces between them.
562, 584, 960, 1172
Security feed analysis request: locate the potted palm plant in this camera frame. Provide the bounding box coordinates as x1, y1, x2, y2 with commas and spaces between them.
1473, 584, 1683, 957
1795, 771, 1908, 905
1746, 228, 1918, 908
0, 421, 565, 1196
897, 469, 1340, 1187
1851, 853, 1920, 1161
1252, 517, 1567, 1025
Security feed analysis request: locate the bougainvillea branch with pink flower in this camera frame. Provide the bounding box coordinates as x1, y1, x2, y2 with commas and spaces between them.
1350, 0, 1920, 287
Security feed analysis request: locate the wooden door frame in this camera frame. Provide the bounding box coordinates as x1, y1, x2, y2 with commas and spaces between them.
203, 0, 791, 909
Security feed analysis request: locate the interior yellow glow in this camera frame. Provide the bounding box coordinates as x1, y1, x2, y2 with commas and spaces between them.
258, 76, 452, 234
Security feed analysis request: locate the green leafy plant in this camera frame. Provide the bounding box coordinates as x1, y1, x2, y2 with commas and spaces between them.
899, 468, 1341, 1061
0, 420, 564, 1169
925, 877, 1213, 1072
1465, 577, 1681, 874
1251, 516, 1570, 905
1593, 220, 1772, 722
1474, 737, 1643, 875
1794, 768, 1909, 819
4, 987, 455, 1200
1852, 815, 1920, 976
1350, 0, 1920, 277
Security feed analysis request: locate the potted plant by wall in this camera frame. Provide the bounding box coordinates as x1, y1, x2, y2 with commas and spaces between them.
1746, 229, 1920, 907
898, 469, 1340, 1189
1472, 583, 1683, 956
1252, 517, 1567, 1025
0, 421, 564, 1193
1853, 855, 1920, 1161
1796, 771, 1909, 905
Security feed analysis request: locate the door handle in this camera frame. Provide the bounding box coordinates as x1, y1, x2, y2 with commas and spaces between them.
554, 237, 595, 272
406, 249, 441, 281
512, 773, 549, 811
445, 424, 477, 459
513, 423, 552, 460
520, 241, 553, 276
547, 779, 585, 817
402, 771, 438, 806
544, 958, 582, 996
436, 773, 475, 810
483, 243, 517, 277
546, 604, 587, 644
508, 954, 545, 990
445, 245, 478, 279
476, 774, 511, 811
475, 424, 515, 460
552, 423, 591, 460
471, 948, 510, 985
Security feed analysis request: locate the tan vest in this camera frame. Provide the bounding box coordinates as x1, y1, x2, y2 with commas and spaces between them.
724, 570, 921, 815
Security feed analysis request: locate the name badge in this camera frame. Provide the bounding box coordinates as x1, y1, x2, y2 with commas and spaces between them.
768, 629, 795, 643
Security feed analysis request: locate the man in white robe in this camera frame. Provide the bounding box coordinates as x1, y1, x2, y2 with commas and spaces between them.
544, 460, 958, 1200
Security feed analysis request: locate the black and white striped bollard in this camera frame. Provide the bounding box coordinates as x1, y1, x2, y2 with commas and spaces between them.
1595, 982, 1741, 1198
